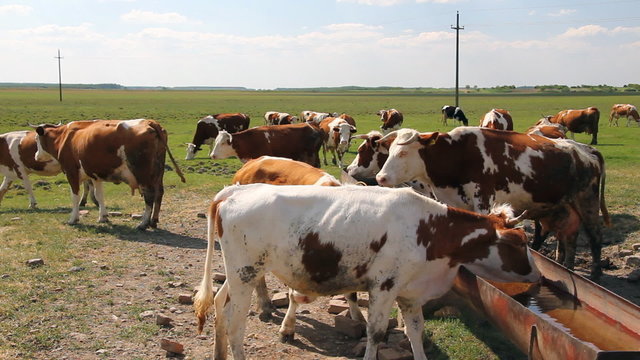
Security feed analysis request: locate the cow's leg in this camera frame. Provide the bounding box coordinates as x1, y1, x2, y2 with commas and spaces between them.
555, 207, 580, 269
397, 298, 427, 360
0, 177, 14, 206
590, 132, 598, 145
279, 289, 299, 343
364, 291, 396, 360
150, 178, 164, 228
579, 205, 604, 280
67, 179, 83, 225
223, 281, 253, 360
91, 180, 109, 223
137, 186, 155, 230
531, 220, 549, 250
321, 143, 328, 166
347, 292, 365, 322
255, 276, 274, 321
330, 148, 338, 166
213, 281, 230, 360
80, 181, 98, 207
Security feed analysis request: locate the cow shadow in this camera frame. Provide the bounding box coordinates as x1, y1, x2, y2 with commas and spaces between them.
602, 213, 640, 246
72, 223, 207, 250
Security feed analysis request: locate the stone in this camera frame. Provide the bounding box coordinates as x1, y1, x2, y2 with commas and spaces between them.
334, 315, 365, 338
160, 338, 184, 354
625, 256, 640, 267
327, 299, 349, 314
131, 214, 143, 219
1, 274, 9, 279
178, 294, 193, 305
357, 293, 370, 308
11, 217, 21, 221
618, 250, 634, 258
139, 310, 154, 319
108, 211, 123, 217
95, 349, 108, 355
351, 338, 367, 357
168, 281, 184, 288
271, 292, 289, 308
633, 243, 640, 252
68, 266, 84, 272
79, 210, 89, 215
156, 313, 173, 326
212, 272, 226, 282
197, 213, 207, 219
26, 258, 44, 267
377, 347, 413, 360
387, 317, 399, 330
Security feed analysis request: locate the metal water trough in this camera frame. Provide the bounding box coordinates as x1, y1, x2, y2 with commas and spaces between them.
453, 250, 640, 360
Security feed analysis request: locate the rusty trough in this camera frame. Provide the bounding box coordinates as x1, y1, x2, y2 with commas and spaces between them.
453, 250, 640, 360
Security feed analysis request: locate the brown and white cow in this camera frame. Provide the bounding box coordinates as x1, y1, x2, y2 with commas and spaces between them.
185, 113, 250, 160
0, 130, 95, 209
194, 184, 540, 360
609, 104, 640, 127
345, 131, 388, 181
480, 108, 513, 130
35, 119, 185, 230
544, 107, 600, 145
441, 105, 469, 126
526, 118, 568, 139
264, 111, 298, 126
318, 117, 356, 168
301, 111, 331, 124
210, 122, 324, 167
375, 127, 610, 278
377, 109, 403, 134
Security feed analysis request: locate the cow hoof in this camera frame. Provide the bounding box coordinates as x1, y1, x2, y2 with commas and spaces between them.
98, 218, 110, 223
136, 223, 149, 231
258, 311, 273, 322
29, 204, 38, 209
279, 333, 295, 344
150, 220, 159, 229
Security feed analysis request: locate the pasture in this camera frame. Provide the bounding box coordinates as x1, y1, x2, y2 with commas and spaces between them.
0, 89, 639, 359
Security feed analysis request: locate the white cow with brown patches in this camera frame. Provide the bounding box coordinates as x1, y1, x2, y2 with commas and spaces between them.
318, 117, 356, 168
194, 184, 540, 360
609, 103, 640, 127
480, 108, 513, 130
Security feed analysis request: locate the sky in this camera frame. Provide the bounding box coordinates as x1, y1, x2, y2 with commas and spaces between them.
1, 0, 639, 89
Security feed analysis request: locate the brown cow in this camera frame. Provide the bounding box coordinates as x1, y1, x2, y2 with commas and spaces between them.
35, 119, 184, 230
526, 118, 567, 139
377, 109, 403, 134
210, 123, 324, 167
264, 111, 298, 125
480, 109, 513, 130
609, 104, 640, 127
376, 127, 610, 279
185, 113, 250, 160
544, 107, 599, 145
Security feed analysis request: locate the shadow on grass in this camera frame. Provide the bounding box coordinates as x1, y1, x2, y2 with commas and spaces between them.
72, 223, 207, 250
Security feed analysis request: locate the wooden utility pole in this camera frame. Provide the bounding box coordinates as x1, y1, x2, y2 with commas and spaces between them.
451, 12, 464, 107
55, 49, 63, 102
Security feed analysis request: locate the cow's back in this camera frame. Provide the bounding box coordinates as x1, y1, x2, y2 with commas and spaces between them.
233, 156, 339, 186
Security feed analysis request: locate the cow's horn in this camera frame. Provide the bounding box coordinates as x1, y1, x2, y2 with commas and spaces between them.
506, 210, 529, 227
397, 131, 420, 146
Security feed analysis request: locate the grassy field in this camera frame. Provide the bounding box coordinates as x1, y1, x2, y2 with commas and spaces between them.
0, 89, 639, 359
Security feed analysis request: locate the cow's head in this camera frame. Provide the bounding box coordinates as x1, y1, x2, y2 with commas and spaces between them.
461, 206, 541, 283
185, 143, 199, 160
376, 129, 436, 187
332, 121, 356, 153
34, 124, 63, 162
346, 131, 387, 178
210, 131, 235, 160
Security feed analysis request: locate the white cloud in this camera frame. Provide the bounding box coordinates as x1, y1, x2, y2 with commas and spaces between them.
559, 25, 607, 38
337, 0, 406, 5
121, 10, 188, 24
548, 9, 576, 17
0, 4, 32, 15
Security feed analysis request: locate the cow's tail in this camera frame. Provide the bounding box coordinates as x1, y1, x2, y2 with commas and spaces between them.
148, 121, 186, 183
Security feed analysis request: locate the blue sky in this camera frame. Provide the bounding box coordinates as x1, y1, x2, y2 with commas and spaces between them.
1, 0, 639, 88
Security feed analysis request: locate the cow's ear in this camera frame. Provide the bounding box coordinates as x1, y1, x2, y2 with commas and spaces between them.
349, 126, 357, 133
418, 132, 438, 146
35, 126, 45, 136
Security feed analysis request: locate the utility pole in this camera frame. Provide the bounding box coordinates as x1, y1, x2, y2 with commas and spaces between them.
451, 11, 464, 107
55, 49, 63, 102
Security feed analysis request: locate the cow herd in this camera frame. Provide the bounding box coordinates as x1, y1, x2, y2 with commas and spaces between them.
0, 102, 637, 360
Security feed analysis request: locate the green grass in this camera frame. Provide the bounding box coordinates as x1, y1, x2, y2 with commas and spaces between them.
0, 89, 639, 358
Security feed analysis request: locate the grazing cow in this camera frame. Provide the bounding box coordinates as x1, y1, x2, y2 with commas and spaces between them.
231, 156, 365, 327
609, 104, 640, 127
544, 107, 599, 145
185, 113, 250, 160
194, 184, 540, 360
376, 127, 610, 279
526, 118, 567, 139
377, 109, 403, 134
480, 108, 513, 130
0, 130, 95, 209
264, 111, 298, 125
441, 105, 469, 126
318, 117, 356, 168
345, 131, 388, 181
210, 123, 323, 167
34, 119, 185, 230
301, 111, 331, 124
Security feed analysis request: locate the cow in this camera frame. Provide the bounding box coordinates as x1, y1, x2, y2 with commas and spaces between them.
194, 184, 540, 360
345, 131, 388, 182
441, 105, 469, 126
375, 127, 610, 279
231, 156, 366, 326
0, 130, 95, 209
185, 113, 250, 160
480, 108, 513, 130
609, 104, 640, 127
210, 122, 324, 167
301, 111, 331, 124
264, 111, 298, 126
526, 118, 567, 139
377, 109, 403, 134
544, 107, 599, 145
318, 117, 356, 168
34, 119, 185, 230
